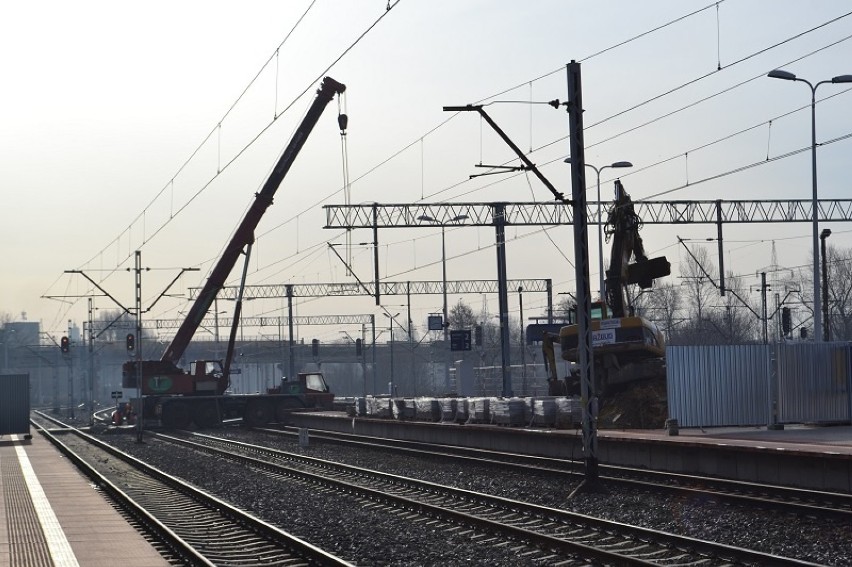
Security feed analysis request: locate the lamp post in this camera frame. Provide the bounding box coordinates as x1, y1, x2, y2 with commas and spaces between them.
564, 158, 633, 299
820, 228, 832, 341
768, 69, 852, 342
384, 313, 399, 396
417, 214, 469, 339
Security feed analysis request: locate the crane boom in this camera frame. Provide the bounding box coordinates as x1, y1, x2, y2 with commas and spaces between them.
161, 76, 346, 363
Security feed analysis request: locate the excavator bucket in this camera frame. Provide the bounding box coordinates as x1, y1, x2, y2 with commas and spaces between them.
627, 256, 671, 289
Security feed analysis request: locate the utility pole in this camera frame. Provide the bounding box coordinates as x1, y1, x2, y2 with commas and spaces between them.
88, 298, 96, 426
566, 60, 599, 489
761, 272, 769, 345
518, 286, 526, 396
67, 319, 74, 419
133, 251, 144, 443
62, 257, 195, 435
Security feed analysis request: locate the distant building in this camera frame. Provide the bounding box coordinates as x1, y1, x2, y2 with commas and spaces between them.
6, 321, 39, 347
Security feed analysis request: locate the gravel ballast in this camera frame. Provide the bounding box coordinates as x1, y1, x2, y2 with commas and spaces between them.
99, 428, 851, 566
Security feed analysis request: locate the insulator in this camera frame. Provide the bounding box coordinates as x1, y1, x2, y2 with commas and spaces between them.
338, 113, 348, 133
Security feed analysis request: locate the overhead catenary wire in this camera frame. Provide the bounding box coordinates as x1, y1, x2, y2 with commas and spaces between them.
45, 4, 852, 334
249, 6, 852, 267
79, 0, 321, 272
46, 2, 405, 328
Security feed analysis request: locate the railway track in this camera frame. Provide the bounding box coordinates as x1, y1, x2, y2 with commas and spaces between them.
30, 416, 351, 566
259, 425, 852, 521
159, 430, 821, 566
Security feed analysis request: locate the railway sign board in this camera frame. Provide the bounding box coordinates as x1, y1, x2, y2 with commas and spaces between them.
111, 391, 122, 399
450, 330, 472, 351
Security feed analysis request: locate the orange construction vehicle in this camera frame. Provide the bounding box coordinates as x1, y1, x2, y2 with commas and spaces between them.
544, 180, 670, 427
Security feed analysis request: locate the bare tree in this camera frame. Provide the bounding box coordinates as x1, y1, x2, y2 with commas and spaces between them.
448, 299, 477, 330
639, 283, 683, 342
825, 244, 852, 341
707, 272, 760, 344
677, 245, 719, 344
552, 295, 575, 321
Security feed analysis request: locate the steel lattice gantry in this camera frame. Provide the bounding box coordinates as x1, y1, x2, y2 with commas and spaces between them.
191, 279, 554, 385
197, 279, 551, 302
323, 199, 852, 227
94, 313, 378, 387
322, 198, 852, 400
323, 198, 852, 313
91, 314, 376, 333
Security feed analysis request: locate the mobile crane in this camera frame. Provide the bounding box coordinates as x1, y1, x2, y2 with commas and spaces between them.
122, 77, 345, 429
544, 180, 670, 427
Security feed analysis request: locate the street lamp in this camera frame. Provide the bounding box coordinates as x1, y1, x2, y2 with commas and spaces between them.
768, 69, 852, 342
417, 214, 469, 340
564, 158, 633, 300
383, 312, 400, 396
820, 228, 832, 341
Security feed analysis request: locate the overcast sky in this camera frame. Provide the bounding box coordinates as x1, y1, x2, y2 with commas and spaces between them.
2, 0, 851, 343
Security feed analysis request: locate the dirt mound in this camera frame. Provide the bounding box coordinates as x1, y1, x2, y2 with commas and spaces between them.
597, 377, 667, 429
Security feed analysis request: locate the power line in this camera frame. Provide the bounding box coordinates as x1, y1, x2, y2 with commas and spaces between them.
47, 2, 404, 331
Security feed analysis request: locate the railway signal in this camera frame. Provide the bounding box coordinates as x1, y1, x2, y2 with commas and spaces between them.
781, 307, 792, 338
60, 336, 70, 354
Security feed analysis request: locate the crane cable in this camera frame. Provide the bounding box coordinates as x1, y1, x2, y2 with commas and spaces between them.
338, 92, 352, 274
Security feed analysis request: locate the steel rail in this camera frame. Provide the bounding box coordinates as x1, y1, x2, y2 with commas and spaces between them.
265, 425, 852, 521
33, 418, 352, 567
33, 421, 214, 566
162, 431, 821, 567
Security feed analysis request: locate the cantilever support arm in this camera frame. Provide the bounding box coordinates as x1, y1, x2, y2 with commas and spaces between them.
444, 104, 569, 204
64, 270, 133, 315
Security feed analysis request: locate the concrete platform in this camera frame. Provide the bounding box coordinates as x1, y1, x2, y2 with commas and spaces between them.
289, 412, 852, 493
0, 433, 169, 567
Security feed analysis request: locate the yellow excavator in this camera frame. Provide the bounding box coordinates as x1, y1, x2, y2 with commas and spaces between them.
543, 180, 669, 427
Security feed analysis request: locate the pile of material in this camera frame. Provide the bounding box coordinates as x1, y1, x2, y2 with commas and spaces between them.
366, 397, 392, 418
438, 398, 457, 422
414, 398, 441, 422
490, 398, 526, 426
531, 398, 557, 427
452, 398, 469, 423
555, 397, 582, 428
468, 398, 490, 423
392, 398, 415, 420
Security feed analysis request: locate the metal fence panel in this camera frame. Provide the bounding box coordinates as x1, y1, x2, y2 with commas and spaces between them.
667, 345, 769, 427
0, 373, 31, 436
776, 343, 851, 423
668, 344, 852, 427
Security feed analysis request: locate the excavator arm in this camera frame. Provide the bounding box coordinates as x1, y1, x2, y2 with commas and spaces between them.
161, 77, 346, 364
603, 180, 670, 318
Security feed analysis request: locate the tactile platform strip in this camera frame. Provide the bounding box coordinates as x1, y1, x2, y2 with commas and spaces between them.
2, 448, 53, 567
